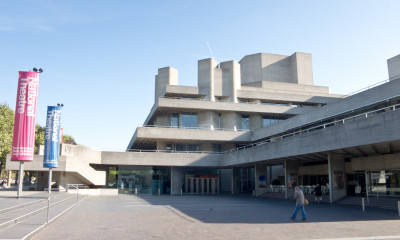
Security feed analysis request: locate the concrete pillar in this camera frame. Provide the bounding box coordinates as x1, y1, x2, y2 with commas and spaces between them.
285, 160, 299, 199
155, 67, 178, 102
7, 170, 12, 188
201, 178, 205, 194
190, 178, 194, 194
196, 178, 200, 194
220, 60, 241, 103
170, 167, 173, 195
185, 177, 189, 194
198, 58, 219, 102
211, 178, 216, 194
388, 53, 400, 81
255, 163, 268, 196
250, 114, 262, 131
217, 178, 220, 194
231, 168, 235, 194
221, 112, 237, 131
328, 153, 346, 203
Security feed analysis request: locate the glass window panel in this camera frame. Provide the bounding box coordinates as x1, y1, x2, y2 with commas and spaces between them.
241, 115, 250, 130
171, 113, 179, 127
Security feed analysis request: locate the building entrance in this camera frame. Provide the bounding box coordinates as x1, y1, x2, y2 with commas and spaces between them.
366, 170, 400, 197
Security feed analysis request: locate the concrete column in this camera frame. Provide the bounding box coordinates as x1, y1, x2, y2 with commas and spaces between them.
285, 160, 299, 199
190, 178, 194, 194
185, 177, 189, 194
250, 114, 262, 131
211, 178, 216, 194
217, 178, 220, 194
201, 178, 205, 194
206, 179, 210, 194
198, 58, 219, 102
196, 178, 200, 194
255, 163, 268, 196
328, 153, 346, 203
155, 67, 178, 102
170, 167, 173, 195
7, 170, 12, 188
220, 60, 241, 103
231, 168, 235, 194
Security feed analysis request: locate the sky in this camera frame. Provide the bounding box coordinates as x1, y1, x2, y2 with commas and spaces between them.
1, 1, 400, 152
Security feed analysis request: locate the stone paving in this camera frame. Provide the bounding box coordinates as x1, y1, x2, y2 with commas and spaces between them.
26, 194, 400, 240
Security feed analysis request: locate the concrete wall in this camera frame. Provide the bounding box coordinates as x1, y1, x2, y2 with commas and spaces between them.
239, 52, 313, 85
388, 54, 400, 80
155, 67, 178, 102
135, 127, 251, 142
351, 153, 400, 171
250, 114, 262, 130
299, 164, 328, 175
156, 115, 170, 126
101, 151, 222, 167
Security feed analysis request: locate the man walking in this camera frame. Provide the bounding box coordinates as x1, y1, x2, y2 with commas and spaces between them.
290, 186, 307, 221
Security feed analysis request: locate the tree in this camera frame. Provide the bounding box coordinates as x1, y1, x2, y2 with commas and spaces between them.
0, 103, 14, 178
35, 125, 45, 154
62, 135, 77, 145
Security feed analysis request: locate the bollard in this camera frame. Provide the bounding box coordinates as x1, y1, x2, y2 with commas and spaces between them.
362, 198, 365, 212
47, 196, 50, 225
398, 201, 400, 217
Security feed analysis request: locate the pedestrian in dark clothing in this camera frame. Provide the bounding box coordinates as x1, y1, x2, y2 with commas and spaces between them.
314, 184, 322, 204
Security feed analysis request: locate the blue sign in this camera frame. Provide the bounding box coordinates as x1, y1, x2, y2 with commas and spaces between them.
43, 106, 62, 168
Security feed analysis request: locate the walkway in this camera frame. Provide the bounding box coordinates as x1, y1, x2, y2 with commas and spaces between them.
30, 194, 400, 240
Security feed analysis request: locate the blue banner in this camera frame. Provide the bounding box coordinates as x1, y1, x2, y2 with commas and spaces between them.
43, 106, 62, 168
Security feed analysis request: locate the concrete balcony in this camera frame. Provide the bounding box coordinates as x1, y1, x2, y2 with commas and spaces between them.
158, 97, 313, 115
101, 151, 222, 167
134, 126, 252, 142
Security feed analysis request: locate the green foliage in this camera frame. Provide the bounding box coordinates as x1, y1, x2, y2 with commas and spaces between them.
0, 103, 14, 176
62, 135, 77, 145
34, 125, 46, 154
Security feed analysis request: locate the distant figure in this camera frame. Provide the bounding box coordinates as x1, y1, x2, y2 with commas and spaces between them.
355, 183, 361, 195
290, 186, 306, 221
314, 184, 322, 204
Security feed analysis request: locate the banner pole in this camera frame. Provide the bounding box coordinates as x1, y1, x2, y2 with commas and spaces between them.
17, 161, 24, 198
48, 168, 53, 194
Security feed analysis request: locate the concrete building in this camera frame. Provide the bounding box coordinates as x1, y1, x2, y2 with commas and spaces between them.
6, 52, 400, 202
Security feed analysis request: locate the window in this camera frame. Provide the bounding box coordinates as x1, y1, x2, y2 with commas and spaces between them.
175, 144, 199, 152
180, 113, 197, 129
171, 113, 179, 128
218, 113, 221, 129
241, 115, 250, 130
262, 117, 280, 127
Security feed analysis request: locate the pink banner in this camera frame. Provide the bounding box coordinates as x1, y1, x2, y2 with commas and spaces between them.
59, 128, 63, 144
11, 71, 40, 161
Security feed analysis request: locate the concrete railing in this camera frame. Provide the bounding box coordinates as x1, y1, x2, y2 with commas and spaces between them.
141, 125, 249, 132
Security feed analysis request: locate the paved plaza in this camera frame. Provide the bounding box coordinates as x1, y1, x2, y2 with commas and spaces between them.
26, 194, 400, 240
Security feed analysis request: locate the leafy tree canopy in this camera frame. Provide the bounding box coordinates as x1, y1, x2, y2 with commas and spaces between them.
0, 103, 14, 177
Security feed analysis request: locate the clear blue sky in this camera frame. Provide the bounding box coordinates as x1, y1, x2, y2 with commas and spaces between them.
1, 1, 400, 151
